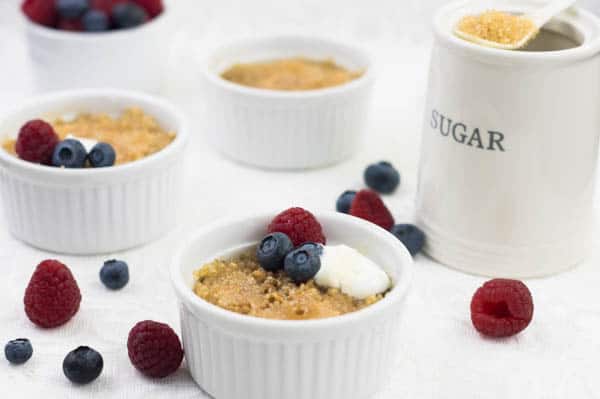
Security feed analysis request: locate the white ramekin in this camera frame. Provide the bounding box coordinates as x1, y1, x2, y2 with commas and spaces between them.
200, 36, 374, 170
24, 6, 174, 93
171, 211, 412, 399
0, 89, 188, 254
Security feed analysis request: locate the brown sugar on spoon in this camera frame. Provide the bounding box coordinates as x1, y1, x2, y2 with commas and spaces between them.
457, 10, 537, 46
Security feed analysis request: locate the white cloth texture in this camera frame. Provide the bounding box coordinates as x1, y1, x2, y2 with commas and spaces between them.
1, 0, 599, 398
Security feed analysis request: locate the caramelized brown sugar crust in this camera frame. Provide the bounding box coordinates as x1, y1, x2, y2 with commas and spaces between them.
193, 251, 384, 320
3, 108, 175, 165
220, 58, 363, 91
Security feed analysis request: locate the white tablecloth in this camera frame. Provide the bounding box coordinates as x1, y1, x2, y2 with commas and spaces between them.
1, 1, 600, 398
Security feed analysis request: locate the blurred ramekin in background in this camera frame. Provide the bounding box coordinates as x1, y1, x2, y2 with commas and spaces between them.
0, 89, 188, 254
23, 6, 174, 93
200, 36, 374, 170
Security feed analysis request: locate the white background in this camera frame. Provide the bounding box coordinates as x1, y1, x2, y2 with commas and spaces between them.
1, 0, 600, 398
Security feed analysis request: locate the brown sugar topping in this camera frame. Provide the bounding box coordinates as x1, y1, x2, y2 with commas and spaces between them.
457, 10, 537, 45
220, 58, 363, 91
193, 251, 383, 320
2, 108, 175, 165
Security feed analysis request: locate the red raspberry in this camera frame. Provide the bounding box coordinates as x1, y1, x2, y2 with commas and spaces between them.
349, 190, 395, 230
22, 0, 58, 27
57, 18, 83, 31
127, 320, 184, 378
90, 0, 126, 13
267, 207, 326, 247
24, 260, 82, 328
15, 119, 59, 165
470, 279, 534, 338
133, 0, 163, 18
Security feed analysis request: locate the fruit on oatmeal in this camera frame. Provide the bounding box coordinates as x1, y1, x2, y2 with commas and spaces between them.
390, 224, 425, 256
193, 208, 392, 320
22, 0, 58, 27
15, 119, 59, 165
99, 259, 129, 290
267, 207, 326, 247
50, 108, 173, 164
88, 142, 116, 167
57, 0, 89, 20
24, 259, 81, 328
364, 161, 400, 194
63, 346, 104, 384
112, 2, 148, 29
90, 0, 124, 13
52, 139, 88, 168
57, 18, 83, 31
82, 9, 110, 31
256, 232, 294, 271
284, 243, 322, 284
127, 320, 184, 378
470, 279, 534, 338
22, 0, 162, 31
4, 339, 33, 365
349, 190, 394, 230
132, 0, 162, 17
3, 108, 175, 166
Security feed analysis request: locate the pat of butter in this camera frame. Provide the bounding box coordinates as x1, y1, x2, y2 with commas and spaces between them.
314, 244, 391, 299
66, 134, 98, 153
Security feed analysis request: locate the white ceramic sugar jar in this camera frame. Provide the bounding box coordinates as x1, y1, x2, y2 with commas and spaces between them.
416, 1, 600, 278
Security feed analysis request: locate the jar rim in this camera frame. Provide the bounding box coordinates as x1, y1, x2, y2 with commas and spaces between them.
433, 0, 600, 65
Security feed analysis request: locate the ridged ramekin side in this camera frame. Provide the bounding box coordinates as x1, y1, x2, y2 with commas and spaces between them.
200, 36, 374, 170
0, 159, 183, 254
204, 88, 371, 169
180, 303, 402, 399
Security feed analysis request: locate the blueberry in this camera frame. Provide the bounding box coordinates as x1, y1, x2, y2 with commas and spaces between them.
4, 339, 33, 365
52, 139, 87, 168
284, 243, 322, 284
256, 233, 294, 271
390, 224, 425, 256
82, 10, 110, 32
56, 0, 90, 19
88, 142, 116, 167
336, 190, 356, 213
99, 259, 129, 290
364, 161, 400, 194
297, 241, 323, 255
111, 3, 148, 29
63, 346, 103, 384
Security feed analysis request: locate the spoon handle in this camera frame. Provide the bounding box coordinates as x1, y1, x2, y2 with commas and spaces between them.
529, 0, 577, 27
